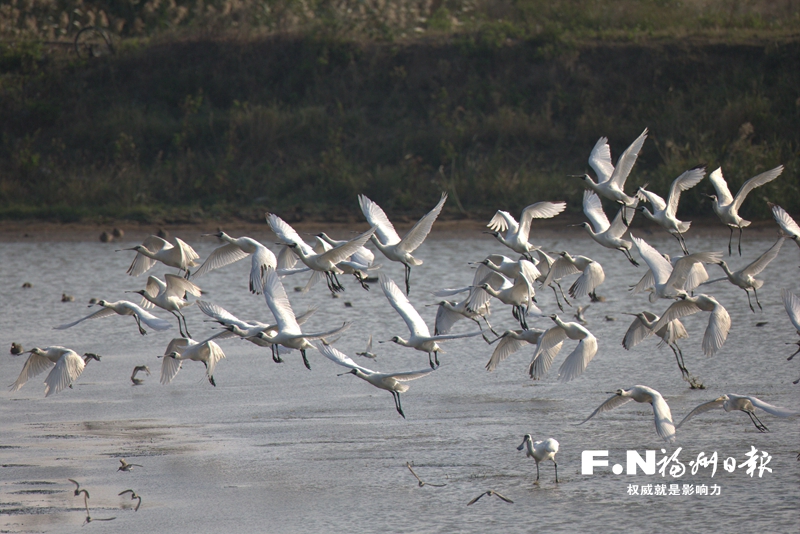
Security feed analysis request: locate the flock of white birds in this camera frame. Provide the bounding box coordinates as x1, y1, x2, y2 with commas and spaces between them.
9, 128, 800, 483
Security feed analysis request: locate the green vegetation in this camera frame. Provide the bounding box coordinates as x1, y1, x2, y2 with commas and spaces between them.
0, 1, 798, 223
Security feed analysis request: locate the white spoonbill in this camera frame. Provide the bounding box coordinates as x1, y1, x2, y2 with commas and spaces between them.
706, 165, 783, 255
769, 202, 800, 248
485, 201, 567, 259
55, 299, 171, 336
10, 346, 97, 397
259, 269, 351, 369
317, 342, 434, 418
579, 385, 676, 443
517, 434, 559, 483
485, 329, 544, 372
631, 234, 722, 302
529, 314, 598, 382
192, 231, 276, 294
542, 251, 606, 301
316, 231, 376, 289
677, 394, 797, 432
119, 235, 199, 277
129, 274, 201, 338
431, 298, 494, 342
637, 165, 706, 254
579, 190, 640, 266
358, 192, 447, 295
159, 337, 226, 387
630, 253, 710, 297
468, 264, 539, 330
267, 213, 376, 293
651, 294, 731, 357
379, 274, 483, 369
578, 128, 648, 220
621, 311, 699, 388
714, 237, 784, 312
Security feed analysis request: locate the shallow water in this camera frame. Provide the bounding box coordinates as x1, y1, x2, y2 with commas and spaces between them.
1, 229, 798, 533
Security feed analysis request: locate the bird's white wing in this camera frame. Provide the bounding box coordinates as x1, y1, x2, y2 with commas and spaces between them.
578, 394, 634, 425
164, 274, 202, 298
276, 245, 298, 271
557, 333, 597, 383
44, 351, 85, 397
771, 203, 800, 239
631, 235, 672, 286
380, 274, 430, 337
126, 236, 168, 276
651, 391, 677, 443
608, 128, 648, 189
582, 190, 610, 233
397, 193, 447, 253
732, 165, 783, 211
782, 289, 800, 333
631, 268, 655, 294
742, 395, 798, 417
529, 326, 567, 379
55, 307, 117, 329
676, 398, 725, 428
359, 195, 401, 246
708, 168, 734, 206
434, 304, 462, 336
666, 166, 705, 217
10, 353, 55, 391
652, 299, 702, 332
160, 354, 182, 384
174, 237, 200, 264
741, 238, 784, 277
250, 246, 277, 294
193, 243, 249, 278
202, 341, 226, 379
266, 214, 314, 256
196, 300, 249, 328
318, 226, 377, 265
702, 303, 731, 357
263, 270, 302, 334
517, 201, 567, 242
569, 261, 604, 299
542, 256, 581, 287
164, 337, 194, 356
487, 210, 518, 234
607, 199, 638, 238
622, 313, 656, 350
668, 251, 722, 290
486, 333, 534, 372
293, 322, 352, 342
588, 136, 614, 183
317, 342, 371, 372
637, 187, 666, 212
386, 368, 435, 381
683, 262, 709, 292
128, 303, 172, 331
429, 330, 485, 342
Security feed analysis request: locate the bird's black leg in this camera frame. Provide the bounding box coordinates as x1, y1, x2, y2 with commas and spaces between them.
551, 285, 565, 312
271, 344, 283, 363
737, 226, 743, 256
788, 342, 800, 360
745, 289, 755, 313
393, 391, 405, 418
753, 287, 763, 311
172, 311, 185, 337
727, 226, 734, 256
622, 248, 639, 267
404, 264, 411, 295
747, 411, 769, 432
134, 315, 147, 336
179, 310, 192, 339
554, 462, 559, 483
556, 281, 572, 308
332, 272, 345, 292
301, 349, 311, 370
354, 272, 369, 290
209, 375, 216, 387
535, 462, 540, 482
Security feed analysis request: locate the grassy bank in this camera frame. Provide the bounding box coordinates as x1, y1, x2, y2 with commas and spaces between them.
0, 2, 798, 223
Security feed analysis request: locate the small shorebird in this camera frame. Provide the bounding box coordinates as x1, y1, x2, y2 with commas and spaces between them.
130, 365, 150, 385
467, 490, 514, 505
118, 489, 142, 511
406, 462, 447, 487
118, 459, 143, 472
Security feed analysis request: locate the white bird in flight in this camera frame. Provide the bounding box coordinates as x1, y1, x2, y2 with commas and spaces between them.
379, 274, 483, 369
159, 337, 227, 387
579, 385, 676, 443
651, 294, 731, 357
119, 235, 199, 277
484, 328, 545, 372
129, 274, 201, 338
769, 202, 800, 248
517, 434, 559, 483
259, 269, 351, 369
485, 201, 567, 259
317, 342, 434, 418
192, 231, 277, 294
781, 289, 800, 370
267, 213, 376, 294
529, 314, 598, 382
10, 346, 97, 397
714, 237, 784, 312
705, 165, 783, 255
631, 234, 722, 302
358, 192, 447, 295
469, 267, 539, 331
677, 394, 797, 432
621, 311, 700, 388
637, 165, 706, 254
578, 128, 648, 221
55, 299, 171, 336
355, 335, 378, 360
579, 190, 640, 266
541, 251, 606, 301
